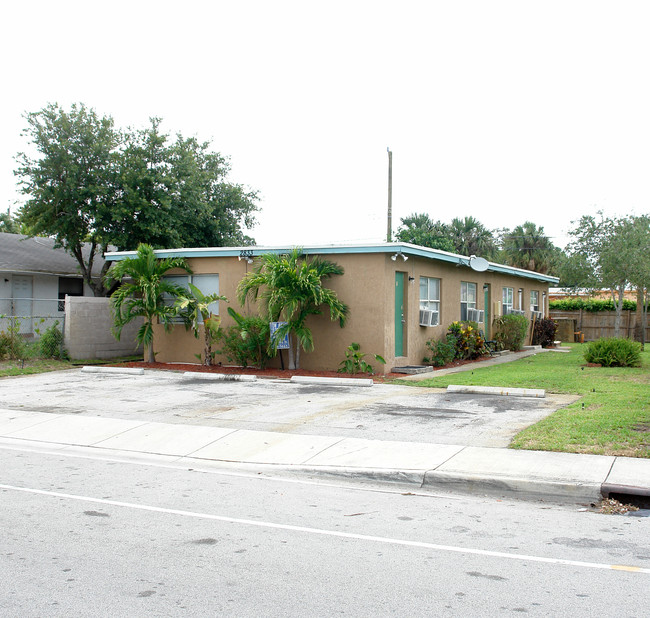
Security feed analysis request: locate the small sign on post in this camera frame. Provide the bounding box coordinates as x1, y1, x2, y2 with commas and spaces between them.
269, 321, 290, 350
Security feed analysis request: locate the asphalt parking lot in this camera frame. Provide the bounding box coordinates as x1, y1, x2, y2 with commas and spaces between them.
0, 369, 578, 447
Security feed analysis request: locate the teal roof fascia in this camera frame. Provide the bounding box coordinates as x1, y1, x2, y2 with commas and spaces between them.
104, 242, 559, 284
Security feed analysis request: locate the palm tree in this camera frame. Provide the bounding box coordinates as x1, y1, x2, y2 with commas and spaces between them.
502, 221, 555, 273
176, 282, 227, 366
106, 243, 191, 362
448, 216, 497, 258
237, 248, 349, 369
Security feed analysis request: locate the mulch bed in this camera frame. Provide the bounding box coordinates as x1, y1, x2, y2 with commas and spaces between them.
117, 361, 404, 383
115, 354, 499, 383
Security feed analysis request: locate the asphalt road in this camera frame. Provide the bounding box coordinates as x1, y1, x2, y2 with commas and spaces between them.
0, 369, 577, 447
1, 445, 648, 616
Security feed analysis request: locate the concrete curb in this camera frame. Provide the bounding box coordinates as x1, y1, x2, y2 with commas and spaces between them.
447, 385, 545, 398
81, 366, 144, 375
182, 372, 257, 382
421, 470, 602, 503
290, 376, 374, 387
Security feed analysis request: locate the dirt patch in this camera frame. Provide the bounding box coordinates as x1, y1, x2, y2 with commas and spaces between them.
633, 423, 650, 433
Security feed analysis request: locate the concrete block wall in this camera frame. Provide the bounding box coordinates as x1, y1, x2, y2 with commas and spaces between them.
64, 296, 144, 360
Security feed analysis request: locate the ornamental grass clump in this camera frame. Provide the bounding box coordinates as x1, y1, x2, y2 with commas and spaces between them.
584, 337, 642, 368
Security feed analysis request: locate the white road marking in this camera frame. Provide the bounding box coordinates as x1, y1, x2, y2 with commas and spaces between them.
1, 482, 648, 574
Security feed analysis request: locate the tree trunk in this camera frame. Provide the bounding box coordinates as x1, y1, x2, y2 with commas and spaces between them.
295, 340, 300, 370
146, 341, 155, 364
635, 288, 644, 343
287, 336, 296, 370
612, 285, 625, 338
204, 330, 212, 366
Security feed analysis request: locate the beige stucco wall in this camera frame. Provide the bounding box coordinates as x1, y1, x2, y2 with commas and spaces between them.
152, 253, 551, 373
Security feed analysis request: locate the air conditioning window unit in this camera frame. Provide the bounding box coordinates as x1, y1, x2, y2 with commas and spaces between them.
466, 308, 485, 323
419, 309, 434, 326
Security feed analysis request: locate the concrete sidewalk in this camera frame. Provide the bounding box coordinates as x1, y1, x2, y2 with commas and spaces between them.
1, 407, 648, 506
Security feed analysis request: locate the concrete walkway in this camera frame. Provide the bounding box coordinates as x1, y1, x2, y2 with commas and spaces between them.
1, 406, 648, 506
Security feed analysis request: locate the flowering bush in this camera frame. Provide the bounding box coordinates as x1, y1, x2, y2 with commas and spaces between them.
447, 321, 489, 360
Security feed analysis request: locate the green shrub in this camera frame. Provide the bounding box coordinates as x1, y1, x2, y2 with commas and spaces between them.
37, 321, 67, 359
549, 299, 636, 312
532, 318, 558, 348
423, 321, 487, 366
0, 317, 32, 360
338, 342, 386, 374
215, 309, 273, 368
584, 337, 642, 367
493, 314, 529, 351
422, 333, 457, 367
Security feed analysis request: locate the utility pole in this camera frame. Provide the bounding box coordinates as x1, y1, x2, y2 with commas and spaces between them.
387, 147, 392, 242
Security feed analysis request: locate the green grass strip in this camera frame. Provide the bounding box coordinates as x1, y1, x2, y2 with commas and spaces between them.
399, 344, 650, 458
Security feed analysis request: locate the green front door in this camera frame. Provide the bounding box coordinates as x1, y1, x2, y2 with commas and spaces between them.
484, 284, 490, 339
395, 272, 405, 356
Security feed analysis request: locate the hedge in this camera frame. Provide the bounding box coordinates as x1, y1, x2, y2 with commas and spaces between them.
549, 299, 637, 312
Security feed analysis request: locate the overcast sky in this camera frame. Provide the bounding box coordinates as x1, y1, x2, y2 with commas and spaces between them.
2, 1, 649, 251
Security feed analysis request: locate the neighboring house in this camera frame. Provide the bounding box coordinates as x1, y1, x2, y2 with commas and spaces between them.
0, 232, 103, 334
549, 288, 637, 302
105, 242, 559, 373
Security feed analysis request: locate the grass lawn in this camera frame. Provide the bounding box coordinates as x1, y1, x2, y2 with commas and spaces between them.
0, 356, 143, 379
398, 344, 650, 458
0, 359, 75, 378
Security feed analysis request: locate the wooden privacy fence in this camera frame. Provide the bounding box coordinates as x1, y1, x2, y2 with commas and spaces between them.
550, 310, 649, 342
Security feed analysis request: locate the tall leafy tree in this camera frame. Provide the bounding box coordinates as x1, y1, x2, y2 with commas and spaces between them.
15, 103, 259, 296
568, 213, 650, 337
237, 249, 349, 370
501, 221, 556, 273
106, 244, 192, 362
396, 213, 454, 252
15, 102, 121, 296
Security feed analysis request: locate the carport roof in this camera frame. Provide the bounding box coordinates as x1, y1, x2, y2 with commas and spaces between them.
104, 242, 560, 284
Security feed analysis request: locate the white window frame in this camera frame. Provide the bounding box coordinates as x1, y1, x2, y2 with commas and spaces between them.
192, 274, 221, 320
419, 276, 440, 327
530, 290, 540, 313
460, 282, 477, 321
162, 274, 221, 323
502, 287, 514, 315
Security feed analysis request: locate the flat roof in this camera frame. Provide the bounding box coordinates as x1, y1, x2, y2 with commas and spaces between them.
104, 242, 559, 284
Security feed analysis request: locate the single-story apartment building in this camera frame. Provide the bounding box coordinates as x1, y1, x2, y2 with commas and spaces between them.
105, 242, 559, 373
